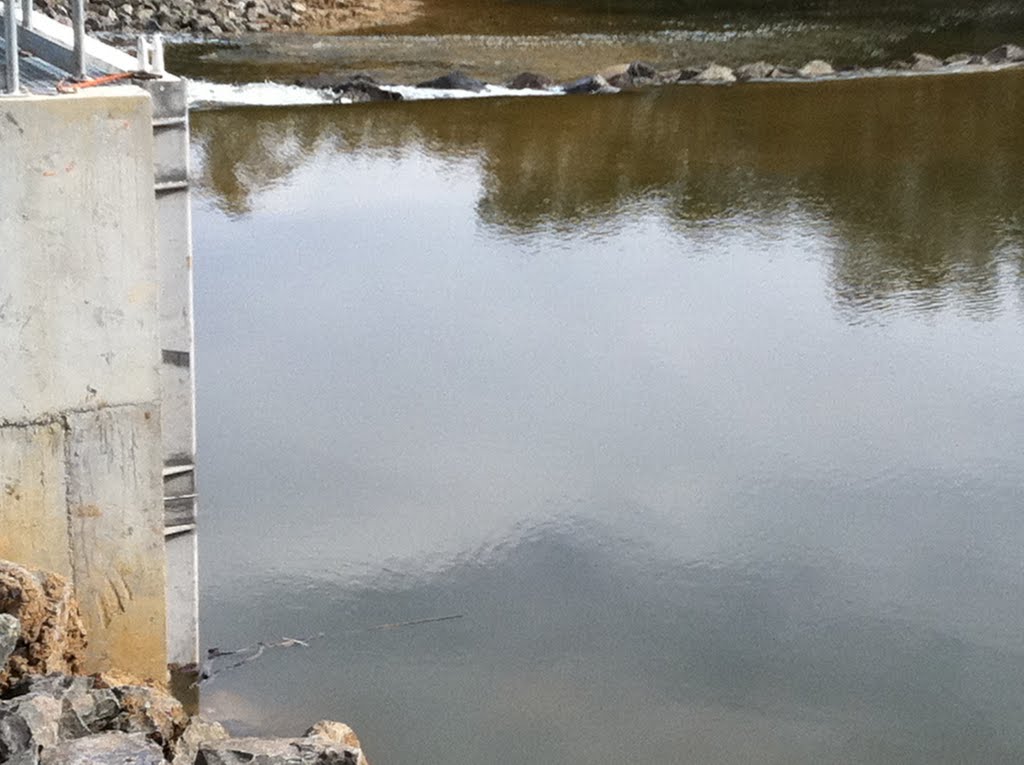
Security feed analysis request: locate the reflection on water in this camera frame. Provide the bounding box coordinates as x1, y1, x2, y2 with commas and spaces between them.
192, 70, 1024, 316
192, 69, 1024, 765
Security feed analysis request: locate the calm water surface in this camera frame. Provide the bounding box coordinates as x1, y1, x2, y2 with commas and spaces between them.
192, 70, 1024, 763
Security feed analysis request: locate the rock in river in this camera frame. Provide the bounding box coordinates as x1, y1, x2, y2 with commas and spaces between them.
417, 70, 487, 92
507, 71, 552, 89
562, 74, 618, 95
798, 59, 834, 77
983, 44, 1024, 64
735, 61, 774, 81
911, 52, 943, 71
694, 64, 737, 83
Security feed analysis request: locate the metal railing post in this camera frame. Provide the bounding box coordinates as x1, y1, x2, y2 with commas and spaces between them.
71, 0, 85, 78
20, 0, 30, 30
4, 0, 19, 94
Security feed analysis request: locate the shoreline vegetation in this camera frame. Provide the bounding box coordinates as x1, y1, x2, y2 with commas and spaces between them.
0, 559, 371, 765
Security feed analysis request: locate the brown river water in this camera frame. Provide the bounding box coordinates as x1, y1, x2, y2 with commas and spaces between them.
181, 3, 1024, 762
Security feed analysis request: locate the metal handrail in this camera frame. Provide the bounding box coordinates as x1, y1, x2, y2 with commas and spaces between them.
4, 0, 17, 93
3, 0, 86, 94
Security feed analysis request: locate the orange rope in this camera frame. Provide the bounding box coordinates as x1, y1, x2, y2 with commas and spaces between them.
56, 71, 137, 94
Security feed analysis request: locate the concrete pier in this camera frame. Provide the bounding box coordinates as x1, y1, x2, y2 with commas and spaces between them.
1, 8, 199, 682
0, 88, 169, 681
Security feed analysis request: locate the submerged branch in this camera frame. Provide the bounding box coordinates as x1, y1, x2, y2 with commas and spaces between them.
195, 615, 464, 686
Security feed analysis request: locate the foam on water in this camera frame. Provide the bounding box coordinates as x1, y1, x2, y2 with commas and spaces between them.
186, 79, 338, 108
186, 78, 558, 109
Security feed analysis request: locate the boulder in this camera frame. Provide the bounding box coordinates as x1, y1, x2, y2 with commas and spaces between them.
798, 59, 834, 77
602, 62, 659, 89
305, 721, 369, 764
944, 52, 983, 66
416, 70, 487, 92
300, 74, 402, 103
0, 615, 18, 671
562, 74, 617, 95
983, 44, 1024, 64
910, 52, 942, 71
171, 717, 230, 765
0, 693, 63, 758
197, 736, 363, 765
627, 61, 658, 80
734, 61, 773, 81
0, 561, 87, 692
507, 72, 552, 90
768, 65, 798, 78
111, 684, 188, 750
693, 64, 736, 83
597, 63, 629, 82
671, 68, 703, 81
39, 731, 164, 765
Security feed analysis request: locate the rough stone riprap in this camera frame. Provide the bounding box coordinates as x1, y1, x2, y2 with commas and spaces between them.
0, 615, 18, 671
0, 670, 371, 765
196, 736, 363, 765
0, 561, 87, 693
305, 721, 370, 765
39, 731, 166, 765
36, 0, 421, 36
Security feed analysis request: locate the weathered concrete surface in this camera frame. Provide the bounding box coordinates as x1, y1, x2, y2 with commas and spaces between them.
0, 425, 72, 577
65, 408, 166, 682
0, 91, 160, 421
0, 90, 167, 682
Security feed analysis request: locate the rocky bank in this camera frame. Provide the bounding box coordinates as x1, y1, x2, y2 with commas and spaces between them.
0, 560, 370, 765
34, 0, 420, 35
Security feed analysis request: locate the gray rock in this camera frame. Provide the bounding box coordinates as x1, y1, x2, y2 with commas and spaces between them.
61, 688, 121, 736
171, 717, 229, 765
0, 709, 33, 762
768, 65, 798, 79
507, 72, 552, 89
694, 64, 736, 83
1, 695, 62, 751
735, 61, 773, 81
300, 73, 402, 102
562, 74, 617, 95
0, 615, 18, 672
798, 59, 834, 77
911, 52, 943, 71
672, 68, 703, 82
417, 70, 487, 92
983, 44, 1024, 64
627, 61, 658, 80
39, 731, 164, 765
943, 52, 982, 66
197, 736, 362, 765
5, 673, 94, 700
0, 693, 62, 762
110, 684, 187, 748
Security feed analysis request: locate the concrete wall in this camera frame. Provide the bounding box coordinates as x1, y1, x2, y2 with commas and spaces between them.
0, 88, 169, 683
